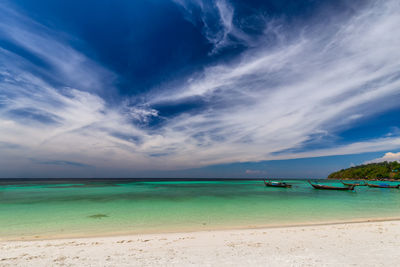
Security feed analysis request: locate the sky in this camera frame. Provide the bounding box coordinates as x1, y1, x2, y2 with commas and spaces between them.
0, 0, 400, 178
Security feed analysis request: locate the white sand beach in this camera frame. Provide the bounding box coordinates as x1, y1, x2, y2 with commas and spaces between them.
1, 220, 400, 266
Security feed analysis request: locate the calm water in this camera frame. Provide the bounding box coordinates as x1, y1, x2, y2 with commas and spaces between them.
1, 179, 400, 240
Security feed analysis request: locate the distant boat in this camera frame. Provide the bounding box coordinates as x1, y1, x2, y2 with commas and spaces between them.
264, 180, 292, 188
341, 181, 367, 186
308, 180, 355, 191
365, 182, 400, 189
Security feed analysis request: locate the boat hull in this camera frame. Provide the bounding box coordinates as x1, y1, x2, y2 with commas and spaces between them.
309, 181, 355, 190
341, 181, 367, 186
264, 181, 292, 188
366, 183, 400, 189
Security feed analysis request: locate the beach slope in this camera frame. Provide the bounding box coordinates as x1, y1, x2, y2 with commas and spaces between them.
1, 220, 400, 266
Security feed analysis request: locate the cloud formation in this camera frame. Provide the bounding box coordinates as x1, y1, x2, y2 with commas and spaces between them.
148, 0, 400, 164
245, 169, 265, 175
172, 0, 255, 53
365, 152, 400, 164
1, 0, 400, 177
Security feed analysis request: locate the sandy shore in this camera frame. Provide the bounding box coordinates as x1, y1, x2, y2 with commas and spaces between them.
1, 220, 400, 266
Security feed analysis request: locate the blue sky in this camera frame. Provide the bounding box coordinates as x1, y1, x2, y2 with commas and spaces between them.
0, 0, 400, 178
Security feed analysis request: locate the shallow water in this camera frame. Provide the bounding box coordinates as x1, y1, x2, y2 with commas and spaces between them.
1, 179, 400, 240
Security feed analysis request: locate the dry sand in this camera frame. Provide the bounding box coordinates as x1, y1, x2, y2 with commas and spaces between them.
1, 220, 400, 266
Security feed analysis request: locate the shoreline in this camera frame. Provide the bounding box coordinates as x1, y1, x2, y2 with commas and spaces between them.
1, 219, 400, 266
328, 178, 400, 182
2, 216, 400, 242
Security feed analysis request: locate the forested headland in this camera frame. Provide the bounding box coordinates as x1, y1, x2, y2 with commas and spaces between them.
328, 161, 400, 180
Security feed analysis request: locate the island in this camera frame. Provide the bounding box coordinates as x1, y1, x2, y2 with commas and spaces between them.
328, 161, 400, 180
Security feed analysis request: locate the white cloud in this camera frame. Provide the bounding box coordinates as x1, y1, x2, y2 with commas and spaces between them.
0, 4, 115, 94
147, 0, 400, 166
245, 169, 264, 175
365, 152, 400, 164
172, 0, 253, 53
1, 0, 400, 177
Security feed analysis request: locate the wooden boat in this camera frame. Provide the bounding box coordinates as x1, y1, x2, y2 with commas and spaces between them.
264, 180, 292, 188
308, 180, 355, 190
365, 183, 400, 189
341, 181, 367, 186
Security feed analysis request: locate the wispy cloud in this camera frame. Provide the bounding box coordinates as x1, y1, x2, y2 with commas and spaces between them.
172, 0, 254, 53
0, 2, 159, 175
0, 3, 115, 94
31, 159, 91, 168
1, 0, 400, 177
146, 0, 400, 165
245, 169, 264, 175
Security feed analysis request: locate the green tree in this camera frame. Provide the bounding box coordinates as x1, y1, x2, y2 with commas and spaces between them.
328, 161, 400, 180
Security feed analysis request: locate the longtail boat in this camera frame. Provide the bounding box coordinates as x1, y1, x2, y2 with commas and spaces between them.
341, 181, 367, 186
365, 183, 400, 189
308, 180, 355, 191
264, 180, 292, 188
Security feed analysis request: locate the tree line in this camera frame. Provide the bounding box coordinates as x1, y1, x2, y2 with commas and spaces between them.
328, 161, 400, 180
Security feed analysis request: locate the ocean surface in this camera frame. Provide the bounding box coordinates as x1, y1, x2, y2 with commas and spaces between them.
1, 179, 400, 240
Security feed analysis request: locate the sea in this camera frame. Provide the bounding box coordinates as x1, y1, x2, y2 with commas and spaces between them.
1, 179, 400, 240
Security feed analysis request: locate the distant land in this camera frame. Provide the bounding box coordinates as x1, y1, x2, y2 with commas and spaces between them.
328, 161, 400, 180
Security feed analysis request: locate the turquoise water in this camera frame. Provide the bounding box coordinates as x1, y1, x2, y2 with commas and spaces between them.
1, 179, 400, 240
